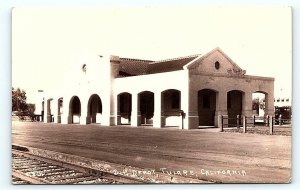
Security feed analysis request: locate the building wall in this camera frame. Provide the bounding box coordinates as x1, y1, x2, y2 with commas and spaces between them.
41, 48, 275, 130
184, 48, 274, 129
114, 70, 189, 128
51, 54, 115, 126
114, 70, 188, 94
192, 48, 241, 74
188, 74, 274, 129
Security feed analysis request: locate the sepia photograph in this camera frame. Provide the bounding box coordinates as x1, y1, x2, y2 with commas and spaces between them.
11, 6, 292, 184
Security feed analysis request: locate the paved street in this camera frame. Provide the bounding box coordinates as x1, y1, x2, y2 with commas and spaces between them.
12, 121, 291, 183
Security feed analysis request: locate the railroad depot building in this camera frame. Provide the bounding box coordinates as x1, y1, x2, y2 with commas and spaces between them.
36, 48, 275, 129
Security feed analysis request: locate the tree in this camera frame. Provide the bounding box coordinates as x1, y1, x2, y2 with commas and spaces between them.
12, 87, 28, 111
259, 98, 266, 111
252, 98, 259, 113
12, 87, 35, 121
252, 97, 265, 114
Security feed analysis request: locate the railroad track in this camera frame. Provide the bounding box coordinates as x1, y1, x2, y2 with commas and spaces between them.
12, 145, 210, 184
12, 149, 140, 184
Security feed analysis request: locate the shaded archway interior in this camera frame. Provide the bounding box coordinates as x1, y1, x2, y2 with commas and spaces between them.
198, 89, 217, 126
69, 96, 81, 124
227, 90, 243, 126
118, 93, 132, 125
88, 94, 102, 124
161, 89, 181, 127
252, 91, 267, 117
139, 91, 154, 125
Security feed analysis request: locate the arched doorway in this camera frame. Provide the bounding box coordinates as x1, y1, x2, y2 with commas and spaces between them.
227, 90, 243, 126
252, 91, 268, 124
139, 91, 154, 125
117, 93, 132, 125
87, 94, 102, 124
252, 91, 267, 117
161, 89, 181, 127
198, 89, 217, 126
69, 96, 81, 124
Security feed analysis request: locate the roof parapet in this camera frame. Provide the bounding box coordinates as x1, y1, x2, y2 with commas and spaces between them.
110, 55, 121, 63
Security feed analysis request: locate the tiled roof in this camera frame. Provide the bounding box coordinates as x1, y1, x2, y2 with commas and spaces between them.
118, 55, 199, 77
148, 55, 200, 74
118, 58, 153, 76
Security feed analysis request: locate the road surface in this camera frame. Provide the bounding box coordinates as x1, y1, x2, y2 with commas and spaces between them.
12, 121, 291, 183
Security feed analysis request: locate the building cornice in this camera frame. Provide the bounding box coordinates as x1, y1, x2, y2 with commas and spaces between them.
189, 72, 274, 81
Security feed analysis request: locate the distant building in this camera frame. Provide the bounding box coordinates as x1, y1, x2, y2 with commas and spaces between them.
274, 97, 291, 108
37, 48, 274, 129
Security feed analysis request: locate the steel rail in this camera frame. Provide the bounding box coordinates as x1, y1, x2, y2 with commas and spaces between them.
12, 149, 141, 184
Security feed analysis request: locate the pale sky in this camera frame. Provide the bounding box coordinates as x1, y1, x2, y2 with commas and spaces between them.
12, 6, 292, 103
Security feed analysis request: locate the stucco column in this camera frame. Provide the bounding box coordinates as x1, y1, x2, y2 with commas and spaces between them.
215, 91, 228, 116
67, 115, 73, 124
52, 98, 58, 123
100, 92, 113, 126
187, 90, 198, 129
85, 114, 92, 124
264, 93, 275, 116
44, 98, 48, 123
116, 95, 121, 125
45, 98, 53, 123
242, 91, 253, 117
109, 91, 116, 126
80, 99, 88, 125
180, 90, 187, 130
153, 92, 163, 128
215, 91, 228, 127
57, 100, 62, 123
61, 96, 69, 124
131, 93, 141, 127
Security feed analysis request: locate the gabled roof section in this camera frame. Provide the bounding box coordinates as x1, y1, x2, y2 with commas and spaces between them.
117, 54, 200, 77
116, 47, 243, 77
184, 47, 242, 70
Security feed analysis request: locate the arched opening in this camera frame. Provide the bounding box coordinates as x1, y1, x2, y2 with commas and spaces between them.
252, 91, 268, 124
87, 94, 102, 124
161, 89, 181, 127
198, 89, 217, 126
139, 91, 154, 125
69, 96, 81, 124
57, 98, 63, 123
227, 90, 243, 126
117, 93, 131, 125
47, 98, 53, 123
252, 91, 267, 116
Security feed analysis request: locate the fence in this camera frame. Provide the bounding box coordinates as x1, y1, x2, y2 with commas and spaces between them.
219, 115, 291, 135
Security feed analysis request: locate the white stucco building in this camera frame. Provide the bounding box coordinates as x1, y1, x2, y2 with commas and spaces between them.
37, 48, 275, 129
